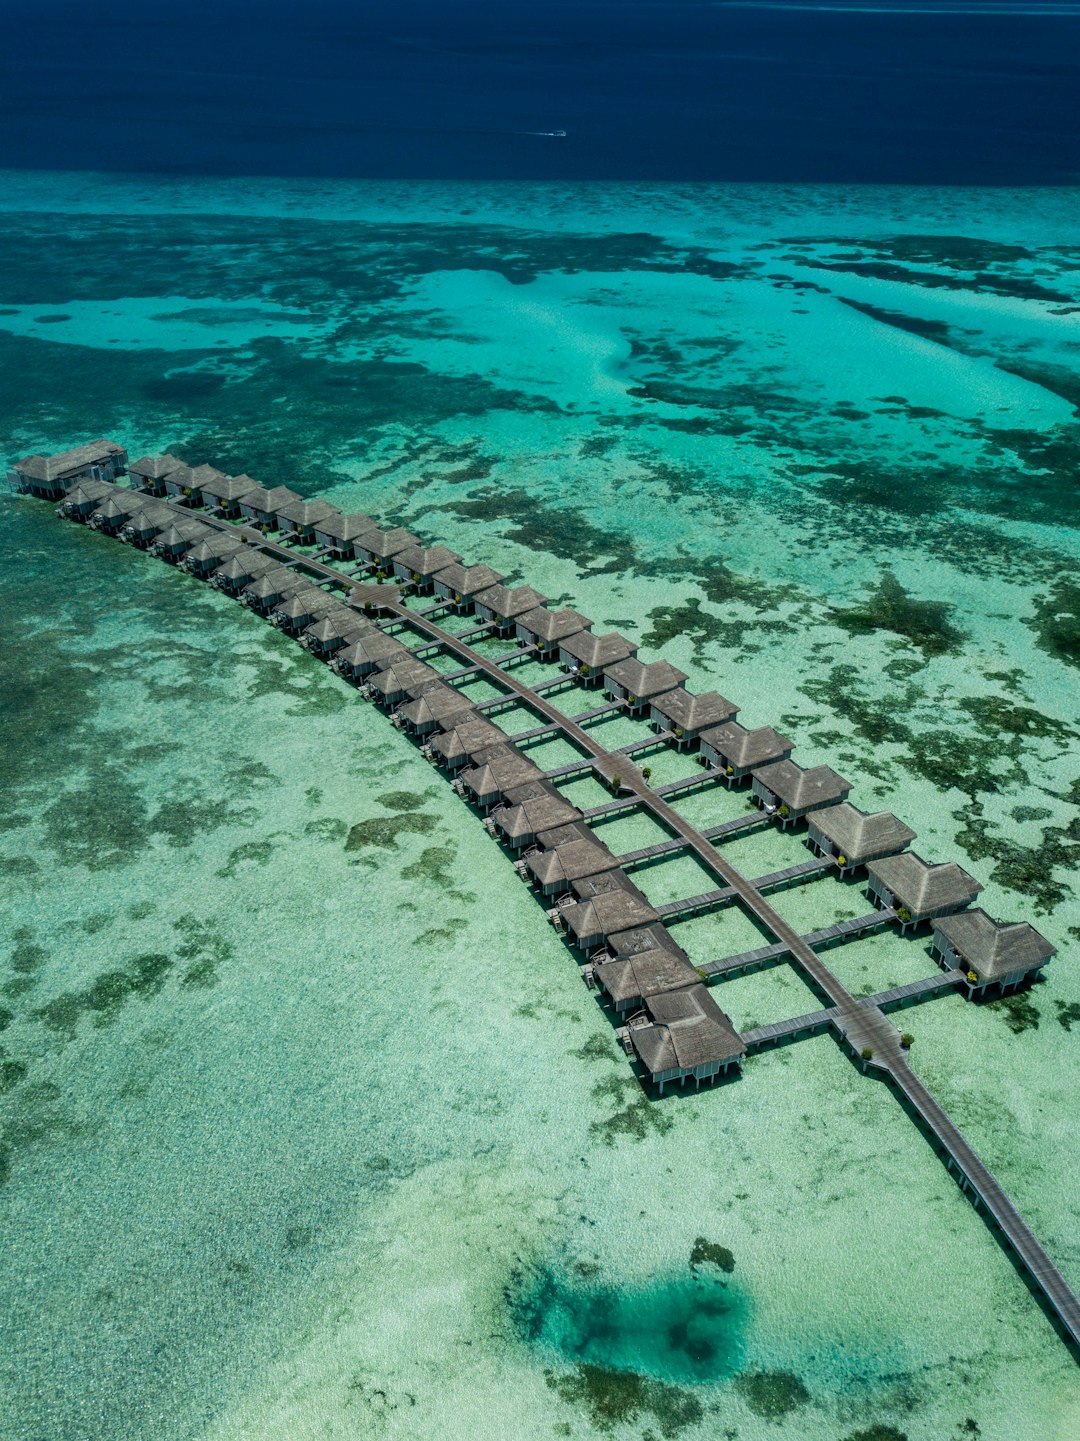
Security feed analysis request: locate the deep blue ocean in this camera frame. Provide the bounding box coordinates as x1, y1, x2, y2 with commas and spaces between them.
2, 0, 1078, 183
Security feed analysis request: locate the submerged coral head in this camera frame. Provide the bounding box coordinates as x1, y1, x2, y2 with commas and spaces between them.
508, 1263, 745, 1383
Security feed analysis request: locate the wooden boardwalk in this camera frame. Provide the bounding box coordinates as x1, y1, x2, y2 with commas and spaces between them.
45, 491, 1080, 1360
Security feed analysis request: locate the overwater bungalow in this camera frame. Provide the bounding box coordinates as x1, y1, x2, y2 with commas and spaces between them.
300, 609, 370, 659
629, 986, 745, 1093
211, 549, 278, 594
432, 562, 505, 612
603, 658, 688, 716
458, 744, 543, 809
365, 658, 440, 707
277, 497, 340, 543
473, 584, 549, 636
312, 511, 377, 558
332, 631, 412, 681
128, 454, 184, 496
57, 477, 117, 520
426, 716, 508, 771
198, 471, 261, 517
650, 689, 738, 749
592, 927, 699, 1013
89, 491, 140, 534
271, 586, 337, 634
353, 526, 419, 568
492, 789, 583, 851
240, 565, 306, 611
806, 804, 916, 877
558, 870, 660, 952
150, 517, 213, 561
558, 630, 638, 685
163, 462, 226, 503
183, 532, 245, 578
12, 439, 127, 498
515, 605, 593, 654
751, 759, 852, 829
866, 852, 983, 933
525, 831, 618, 894
238, 484, 302, 529
397, 684, 474, 737
931, 910, 1055, 998
698, 722, 794, 787
390, 543, 463, 592
118, 499, 175, 546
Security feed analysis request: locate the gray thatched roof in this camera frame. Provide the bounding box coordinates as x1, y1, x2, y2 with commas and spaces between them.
15, 439, 125, 482
496, 794, 582, 841
358, 526, 419, 559
933, 909, 1055, 981
430, 716, 508, 763
303, 611, 356, 644
313, 511, 377, 542
501, 778, 559, 807
129, 453, 184, 480
631, 985, 745, 1074
606, 921, 691, 965
808, 803, 916, 863
400, 686, 475, 728
562, 888, 660, 943
92, 497, 133, 523
214, 550, 274, 582
200, 472, 261, 503
525, 833, 614, 884
168, 463, 227, 492
517, 606, 593, 642
536, 819, 596, 850
753, 759, 851, 810
155, 519, 211, 547
273, 586, 333, 619
474, 583, 549, 619
394, 543, 462, 577
595, 948, 701, 1006
434, 562, 505, 596
559, 631, 637, 668
63, 478, 116, 505
866, 852, 983, 916
241, 484, 302, 513
369, 659, 439, 695
604, 657, 689, 700
461, 746, 543, 798
241, 563, 302, 596
186, 536, 243, 565
650, 688, 739, 732
699, 722, 793, 770
277, 497, 340, 526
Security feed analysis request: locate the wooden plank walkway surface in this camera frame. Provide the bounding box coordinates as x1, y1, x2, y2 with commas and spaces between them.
54, 496, 1080, 1360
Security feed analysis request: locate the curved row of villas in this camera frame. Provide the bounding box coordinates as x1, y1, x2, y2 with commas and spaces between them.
14, 439, 1057, 1092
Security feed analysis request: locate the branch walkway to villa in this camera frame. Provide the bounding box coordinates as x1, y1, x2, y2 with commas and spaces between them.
35, 474, 1080, 1360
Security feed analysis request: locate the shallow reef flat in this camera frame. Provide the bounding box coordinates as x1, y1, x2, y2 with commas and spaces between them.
2, 174, 1080, 1440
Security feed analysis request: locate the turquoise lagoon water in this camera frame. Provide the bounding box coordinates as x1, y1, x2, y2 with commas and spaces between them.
2, 173, 1080, 1440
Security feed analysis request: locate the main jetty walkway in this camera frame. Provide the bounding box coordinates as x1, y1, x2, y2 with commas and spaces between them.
13, 439, 1079, 1358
